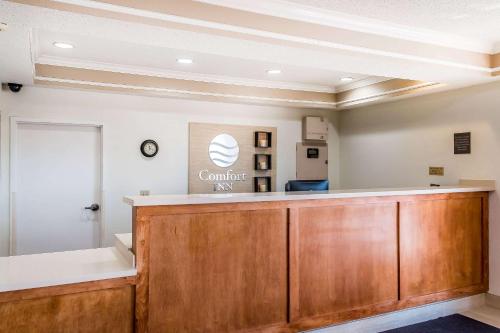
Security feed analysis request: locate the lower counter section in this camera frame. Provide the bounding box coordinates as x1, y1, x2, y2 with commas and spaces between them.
0, 277, 135, 333
290, 202, 398, 322
132, 191, 489, 333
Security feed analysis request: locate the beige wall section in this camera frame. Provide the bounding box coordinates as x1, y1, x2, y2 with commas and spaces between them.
188, 123, 277, 193
338, 80, 500, 296
0, 85, 340, 257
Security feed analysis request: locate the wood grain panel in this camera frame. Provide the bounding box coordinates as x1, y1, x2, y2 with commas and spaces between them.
0, 277, 136, 303
133, 209, 151, 333
400, 197, 484, 299
482, 193, 489, 290
147, 208, 288, 332
292, 202, 399, 320
0, 286, 134, 333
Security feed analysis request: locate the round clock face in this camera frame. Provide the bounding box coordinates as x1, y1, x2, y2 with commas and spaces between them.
140, 140, 158, 157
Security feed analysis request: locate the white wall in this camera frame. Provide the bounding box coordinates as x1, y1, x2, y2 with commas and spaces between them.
339, 80, 500, 296
0, 86, 340, 256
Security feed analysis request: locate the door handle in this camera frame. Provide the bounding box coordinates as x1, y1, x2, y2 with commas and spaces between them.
84, 203, 100, 211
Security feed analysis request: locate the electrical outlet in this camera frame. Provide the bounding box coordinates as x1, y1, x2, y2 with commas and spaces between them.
429, 167, 444, 176
140, 190, 150, 196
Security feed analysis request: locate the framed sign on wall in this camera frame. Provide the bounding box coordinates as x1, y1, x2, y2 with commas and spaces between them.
189, 123, 277, 194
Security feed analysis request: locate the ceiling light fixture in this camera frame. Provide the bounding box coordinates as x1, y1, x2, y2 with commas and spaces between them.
53, 42, 74, 49
340, 77, 354, 82
177, 58, 193, 64
267, 69, 281, 75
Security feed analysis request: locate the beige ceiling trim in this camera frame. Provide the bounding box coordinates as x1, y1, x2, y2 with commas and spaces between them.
34, 64, 440, 109
335, 77, 392, 93
336, 79, 441, 107
34, 78, 335, 109
490, 53, 500, 70
491, 53, 500, 76
34, 63, 336, 106
337, 83, 444, 108
10, 0, 492, 72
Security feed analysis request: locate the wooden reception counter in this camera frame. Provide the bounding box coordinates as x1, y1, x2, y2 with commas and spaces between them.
125, 184, 493, 333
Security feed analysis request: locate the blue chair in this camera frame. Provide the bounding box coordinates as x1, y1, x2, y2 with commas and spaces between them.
285, 180, 329, 192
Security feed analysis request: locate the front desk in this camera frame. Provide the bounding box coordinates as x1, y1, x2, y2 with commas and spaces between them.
0, 184, 492, 333
124, 184, 493, 333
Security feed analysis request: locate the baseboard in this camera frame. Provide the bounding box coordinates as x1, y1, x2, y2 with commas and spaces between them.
486, 293, 500, 310
312, 294, 485, 333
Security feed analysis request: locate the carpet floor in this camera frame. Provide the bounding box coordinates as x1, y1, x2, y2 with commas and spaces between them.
380, 314, 500, 333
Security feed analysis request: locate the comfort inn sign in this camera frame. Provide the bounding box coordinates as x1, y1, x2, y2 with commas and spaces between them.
188, 123, 276, 194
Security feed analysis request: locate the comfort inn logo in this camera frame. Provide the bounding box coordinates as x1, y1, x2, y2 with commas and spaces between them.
198, 133, 247, 192
208, 133, 239, 167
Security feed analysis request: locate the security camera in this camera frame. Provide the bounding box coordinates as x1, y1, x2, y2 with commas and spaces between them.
7, 83, 23, 93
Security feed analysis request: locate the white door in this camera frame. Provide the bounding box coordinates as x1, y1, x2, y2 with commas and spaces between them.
14, 122, 101, 255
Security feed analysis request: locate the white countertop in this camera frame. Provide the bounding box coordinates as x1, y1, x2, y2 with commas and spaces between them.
0, 247, 137, 293
124, 183, 495, 207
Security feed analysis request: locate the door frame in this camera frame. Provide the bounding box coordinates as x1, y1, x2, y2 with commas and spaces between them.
9, 117, 105, 255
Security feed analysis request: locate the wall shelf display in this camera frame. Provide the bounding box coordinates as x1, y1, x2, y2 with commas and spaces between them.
254, 177, 271, 192
254, 131, 272, 148
254, 154, 272, 171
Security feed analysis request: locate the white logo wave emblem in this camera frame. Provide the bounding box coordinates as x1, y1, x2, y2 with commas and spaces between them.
208, 134, 239, 168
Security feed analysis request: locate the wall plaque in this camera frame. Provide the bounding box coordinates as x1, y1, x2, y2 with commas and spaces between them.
189, 123, 277, 194
429, 166, 444, 176
454, 132, 471, 154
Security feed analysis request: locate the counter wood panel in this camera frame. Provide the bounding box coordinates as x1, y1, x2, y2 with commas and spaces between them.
147, 208, 288, 333
291, 203, 399, 320
132, 191, 490, 333
399, 196, 486, 299
0, 285, 134, 333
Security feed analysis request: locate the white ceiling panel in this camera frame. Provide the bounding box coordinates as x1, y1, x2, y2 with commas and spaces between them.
282, 0, 500, 49
36, 30, 372, 91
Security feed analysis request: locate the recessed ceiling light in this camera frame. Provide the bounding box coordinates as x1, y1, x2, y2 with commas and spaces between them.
267, 69, 281, 75
53, 42, 74, 49
177, 58, 193, 64
340, 77, 354, 82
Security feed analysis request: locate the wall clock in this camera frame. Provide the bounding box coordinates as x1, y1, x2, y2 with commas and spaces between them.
140, 139, 159, 157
